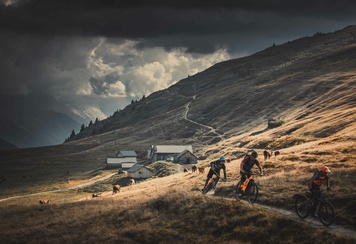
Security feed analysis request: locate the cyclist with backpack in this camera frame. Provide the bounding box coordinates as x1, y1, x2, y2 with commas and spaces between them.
239, 151, 263, 188
308, 165, 331, 216
202, 156, 227, 191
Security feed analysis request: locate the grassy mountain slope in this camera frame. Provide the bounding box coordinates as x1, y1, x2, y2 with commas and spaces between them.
70, 25, 356, 150
0, 26, 355, 242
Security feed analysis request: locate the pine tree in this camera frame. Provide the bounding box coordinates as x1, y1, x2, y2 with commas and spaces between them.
80, 124, 85, 132
70, 129, 75, 138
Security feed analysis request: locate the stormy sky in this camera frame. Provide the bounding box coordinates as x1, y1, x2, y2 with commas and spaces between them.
1, 0, 356, 121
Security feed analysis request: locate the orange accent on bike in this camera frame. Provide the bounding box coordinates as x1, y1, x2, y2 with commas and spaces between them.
241, 175, 253, 192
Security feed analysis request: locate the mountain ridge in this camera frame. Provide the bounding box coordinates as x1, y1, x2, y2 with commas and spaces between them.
68, 25, 356, 154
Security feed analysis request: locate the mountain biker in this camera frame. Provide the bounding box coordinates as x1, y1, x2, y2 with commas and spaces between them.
308, 165, 331, 215
202, 156, 227, 191
239, 151, 263, 189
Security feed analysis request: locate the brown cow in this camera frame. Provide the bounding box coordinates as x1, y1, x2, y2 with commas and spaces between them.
113, 184, 121, 194
92, 193, 100, 198
39, 199, 50, 204
192, 165, 197, 173
198, 167, 205, 174
263, 150, 271, 160
129, 179, 135, 185
274, 151, 280, 157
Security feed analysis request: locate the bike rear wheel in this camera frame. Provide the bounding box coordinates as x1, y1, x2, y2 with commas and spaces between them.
318, 201, 334, 226
295, 195, 309, 219
247, 182, 258, 204
234, 182, 242, 200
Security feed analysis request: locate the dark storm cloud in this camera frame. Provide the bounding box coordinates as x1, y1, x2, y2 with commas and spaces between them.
89, 74, 121, 96
1, 0, 356, 123
2, 0, 356, 39
0, 0, 354, 58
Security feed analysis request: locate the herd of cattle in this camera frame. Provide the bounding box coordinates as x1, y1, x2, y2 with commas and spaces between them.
263, 150, 280, 160
112, 178, 135, 195
191, 165, 205, 174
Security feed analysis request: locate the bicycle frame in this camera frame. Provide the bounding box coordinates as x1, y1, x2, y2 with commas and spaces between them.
206, 177, 218, 188
202, 169, 226, 194
240, 174, 254, 193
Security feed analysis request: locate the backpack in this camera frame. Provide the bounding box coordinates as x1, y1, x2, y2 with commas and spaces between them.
310, 170, 319, 180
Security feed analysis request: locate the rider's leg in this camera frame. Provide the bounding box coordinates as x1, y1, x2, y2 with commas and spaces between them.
240, 172, 247, 187
204, 177, 211, 189
311, 184, 320, 214
213, 176, 220, 189
203, 169, 214, 189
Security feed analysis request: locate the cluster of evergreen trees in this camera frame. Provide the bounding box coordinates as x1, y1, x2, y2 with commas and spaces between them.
64, 95, 147, 143
64, 118, 100, 142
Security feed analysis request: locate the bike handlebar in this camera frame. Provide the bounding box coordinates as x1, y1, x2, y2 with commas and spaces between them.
211, 168, 227, 182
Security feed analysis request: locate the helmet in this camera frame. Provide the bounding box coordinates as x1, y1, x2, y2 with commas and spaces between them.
320, 165, 331, 173
251, 151, 258, 158
220, 156, 226, 161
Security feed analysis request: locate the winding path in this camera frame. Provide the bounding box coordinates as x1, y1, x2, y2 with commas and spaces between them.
258, 203, 356, 238
209, 193, 356, 240
0, 173, 116, 203
182, 97, 223, 137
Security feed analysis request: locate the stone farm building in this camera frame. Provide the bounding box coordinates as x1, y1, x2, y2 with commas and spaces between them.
176, 149, 198, 164
106, 150, 137, 169
127, 164, 154, 179
148, 145, 197, 164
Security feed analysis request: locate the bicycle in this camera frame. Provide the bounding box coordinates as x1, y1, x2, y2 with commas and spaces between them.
294, 190, 335, 226
234, 173, 259, 204
202, 169, 227, 195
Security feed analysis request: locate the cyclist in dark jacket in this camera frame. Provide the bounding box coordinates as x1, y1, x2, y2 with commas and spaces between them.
308, 165, 331, 215
239, 151, 263, 186
202, 156, 227, 191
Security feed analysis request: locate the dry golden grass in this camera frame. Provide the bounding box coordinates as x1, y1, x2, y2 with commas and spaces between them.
1, 102, 355, 242
1, 147, 356, 243
1, 168, 355, 243
1, 29, 356, 242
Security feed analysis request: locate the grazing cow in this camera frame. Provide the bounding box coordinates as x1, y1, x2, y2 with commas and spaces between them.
198, 167, 205, 174
192, 165, 197, 173
274, 151, 280, 157
184, 168, 188, 173
113, 184, 121, 194
39, 199, 50, 204
263, 150, 271, 160
92, 193, 100, 198
129, 179, 135, 185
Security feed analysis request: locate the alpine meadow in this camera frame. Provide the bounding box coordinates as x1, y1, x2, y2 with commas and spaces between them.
0, 26, 356, 243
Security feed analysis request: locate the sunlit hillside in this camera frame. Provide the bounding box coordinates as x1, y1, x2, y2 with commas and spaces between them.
0, 25, 355, 243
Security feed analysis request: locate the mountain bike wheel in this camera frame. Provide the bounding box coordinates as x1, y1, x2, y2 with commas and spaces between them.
246, 182, 258, 204
318, 201, 335, 226
234, 182, 242, 200
295, 195, 309, 219
202, 181, 214, 195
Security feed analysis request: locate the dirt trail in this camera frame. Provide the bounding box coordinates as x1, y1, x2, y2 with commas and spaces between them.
258, 203, 356, 238
217, 195, 356, 240
0, 173, 116, 203
183, 99, 223, 137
